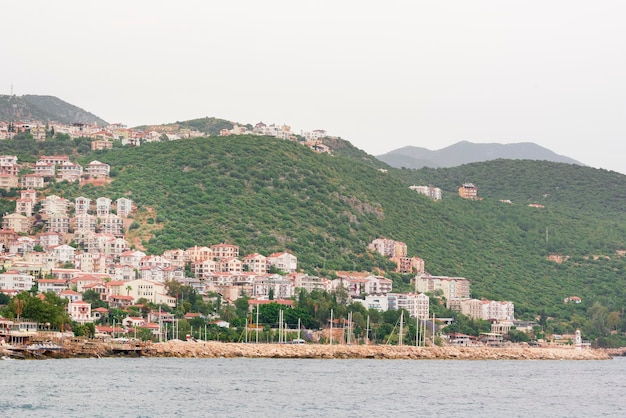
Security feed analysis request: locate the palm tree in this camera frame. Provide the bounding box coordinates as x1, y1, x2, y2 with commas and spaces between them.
126, 285, 132, 296
220, 305, 237, 323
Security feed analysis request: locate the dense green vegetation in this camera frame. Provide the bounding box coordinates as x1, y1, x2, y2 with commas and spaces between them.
2, 135, 626, 343
134, 117, 241, 136
0, 94, 107, 125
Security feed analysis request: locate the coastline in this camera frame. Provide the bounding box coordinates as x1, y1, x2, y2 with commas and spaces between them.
2, 340, 614, 360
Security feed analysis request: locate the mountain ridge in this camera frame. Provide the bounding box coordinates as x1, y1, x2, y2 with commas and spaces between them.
377, 141, 584, 169
0, 94, 108, 125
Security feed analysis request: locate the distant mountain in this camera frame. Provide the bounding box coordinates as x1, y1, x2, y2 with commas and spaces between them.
376, 141, 584, 169
0, 94, 108, 125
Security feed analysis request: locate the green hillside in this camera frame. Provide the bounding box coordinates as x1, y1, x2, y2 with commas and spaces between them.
0, 95, 108, 125
134, 117, 242, 136
2, 134, 626, 337
69, 137, 626, 314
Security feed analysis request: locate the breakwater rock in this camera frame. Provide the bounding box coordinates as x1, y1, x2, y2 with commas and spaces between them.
1, 341, 612, 360
144, 341, 611, 360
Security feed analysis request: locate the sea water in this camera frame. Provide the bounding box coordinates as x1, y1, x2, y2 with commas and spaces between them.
1, 356, 625, 417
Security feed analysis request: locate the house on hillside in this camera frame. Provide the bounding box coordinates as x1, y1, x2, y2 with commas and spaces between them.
267, 252, 298, 273
458, 183, 478, 200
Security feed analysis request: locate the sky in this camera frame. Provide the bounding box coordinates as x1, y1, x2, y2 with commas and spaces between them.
2, 1, 626, 173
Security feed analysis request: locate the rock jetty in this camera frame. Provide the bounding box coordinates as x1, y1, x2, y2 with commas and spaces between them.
145, 341, 610, 360
1, 341, 613, 360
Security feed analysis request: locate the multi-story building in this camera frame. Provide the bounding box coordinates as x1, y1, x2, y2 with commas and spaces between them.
458, 183, 478, 200
119, 250, 146, 268
289, 273, 330, 293
48, 244, 76, 263
74, 197, 92, 215
67, 300, 93, 324
20, 173, 45, 189
33, 161, 56, 177
139, 255, 172, 270
409, 185, 442, 200
456, 298, 515, 321
73, 214, 98, 232
116, 198, 133, 217
2, 213, 30, 234
0, 174, 18, 190
354, 294, 390, 312
91, 139, 113, 151
75, 252, 108, 274
267, 252, 298, 273
15, 198, 34, 217
99, 214, 123, 236
85, 161, 110, 178
161, 249, 186, 268
242, 253, 268, 274
414, 275, 471, 307
210, 243, 239, 259
396, 257, 425, 274
192, 259, 219, 279
0, 271, 35, 292
219, 257, 243, 274
38, 278, 68, 294
20, 190, 37, 203
41, 195, 70, 215
251, 275, 295, 299
37, 231, 62, 249
387, 292, 430, 319
0, 229, 18, 252
96, 197, 112, 216
47, 214, 70, 233
104, 278, 176, 307
184, 246, 213, 263
56, 161, 83, 182
0, 155, 19, 176
38, 155, 70, 166
368, 238, 408, 258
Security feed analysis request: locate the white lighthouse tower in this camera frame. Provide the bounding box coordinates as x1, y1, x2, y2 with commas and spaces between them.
575, 329, 582, 350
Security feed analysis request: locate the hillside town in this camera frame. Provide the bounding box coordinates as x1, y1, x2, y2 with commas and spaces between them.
0, 119, 333, 154
0, 122, 588, 354
0, 147, 534, 350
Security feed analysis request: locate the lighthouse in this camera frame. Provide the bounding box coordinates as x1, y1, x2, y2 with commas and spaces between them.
575, 329, 582, 350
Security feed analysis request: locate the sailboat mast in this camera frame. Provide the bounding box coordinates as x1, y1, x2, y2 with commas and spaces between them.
330, 309, 333, 345
399, 311, 404, 346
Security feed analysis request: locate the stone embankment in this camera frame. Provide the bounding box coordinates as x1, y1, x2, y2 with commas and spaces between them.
144, 341, 611, 360
1, 341, 613, 360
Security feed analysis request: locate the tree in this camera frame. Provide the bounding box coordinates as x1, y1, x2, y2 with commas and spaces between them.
220, 305, 237, 323
3, 292, 69, 328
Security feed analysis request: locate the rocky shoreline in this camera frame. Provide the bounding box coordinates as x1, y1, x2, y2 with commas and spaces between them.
2, 340, 615, 360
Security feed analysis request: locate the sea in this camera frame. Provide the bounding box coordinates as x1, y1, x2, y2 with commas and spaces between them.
1, 356, 625, 417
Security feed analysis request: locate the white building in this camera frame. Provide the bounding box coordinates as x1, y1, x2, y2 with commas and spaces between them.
67, 300, 93, 324
0, 271, 35, 292
409, 185, 442, 200
267, 252, 298, 273
387, 293, 430, 319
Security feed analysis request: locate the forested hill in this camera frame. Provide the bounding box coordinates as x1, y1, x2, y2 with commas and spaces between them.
42, 135, 625, 318
0, 95, 107, 125
134, 117, 238, 136
377, 141, 583, 169
396, 159, 626, 217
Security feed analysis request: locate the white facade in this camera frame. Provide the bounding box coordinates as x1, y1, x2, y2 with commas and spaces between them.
116, 198, 133, 217
267, 252, 298, 273
67, 300, 93, 324
387, 293, 430, 319
0, 271, 35, 292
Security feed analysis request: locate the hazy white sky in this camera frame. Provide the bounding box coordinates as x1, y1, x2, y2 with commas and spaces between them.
2, 1, 626, 172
